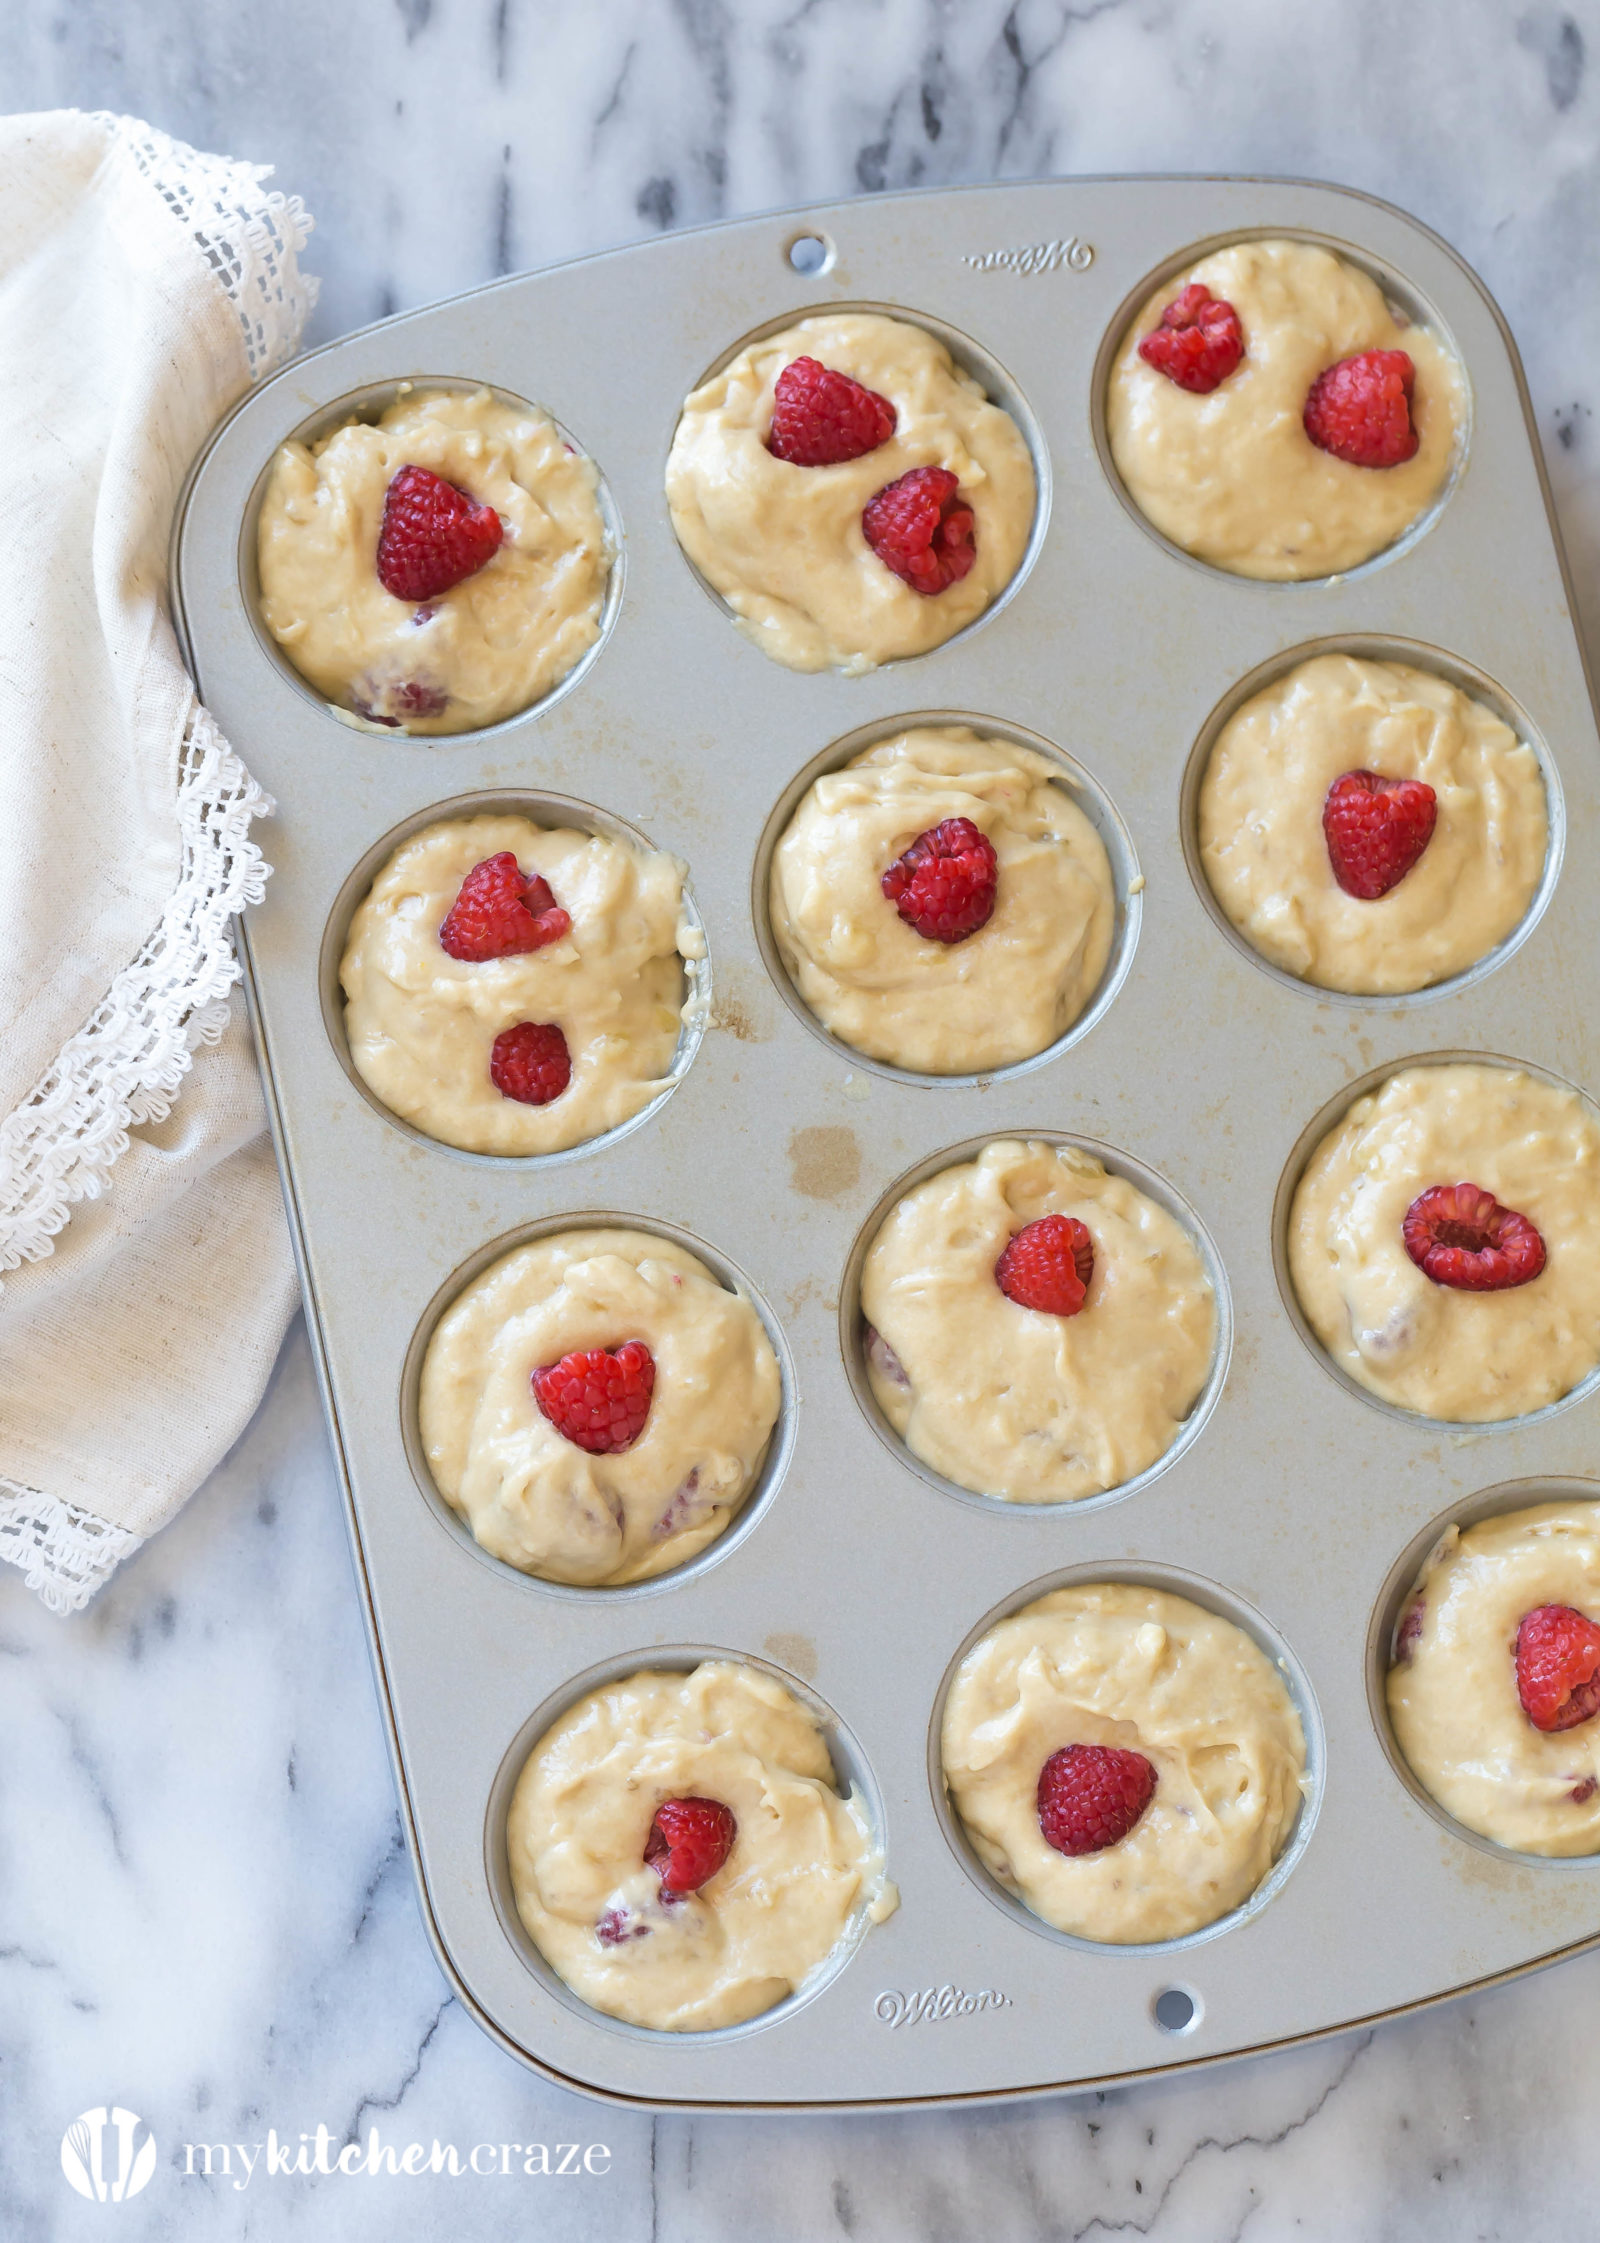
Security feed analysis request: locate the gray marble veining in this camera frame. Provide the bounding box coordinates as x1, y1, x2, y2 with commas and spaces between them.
6, 0, 1600, 2235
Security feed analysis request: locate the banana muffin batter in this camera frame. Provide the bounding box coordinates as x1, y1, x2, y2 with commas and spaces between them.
1289, 1064, 1600, 1422
1388, 1500, 1600, 1856
1107, 239, 1465, 580
508, 1661, 893, 2029
770, 727, 1116, 1073
341, 813, 701, 1157
258, 386, 610, 732
860, 1139, 1216, 1502
666, 311, 1035, 672
942, 1584, 1307, 1943
420, 1228, 781, 1585
1200, 655, 1547, 995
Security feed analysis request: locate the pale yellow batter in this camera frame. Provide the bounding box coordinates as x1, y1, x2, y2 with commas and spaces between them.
861, 1139, 1216, 1502
666, 312, 1035, 672
1289, 1064, 1600, 1422
508, 1662, 894, 2029
258, 386, 610, 733
770, 727, 1115, 1073
1389, 1502, 1600, 1855
340, 814, 702, 1157
1107, 240, 1465, 580
419, 1229, 781, 1585
1200, 655, 1547, 995
942, 1584, 1307, 1943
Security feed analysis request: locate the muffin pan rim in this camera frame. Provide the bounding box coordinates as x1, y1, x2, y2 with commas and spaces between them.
1365, 1475, 1600, 1869
317, 785, 713, 1168
924, 1559, 1326, 1957
837, 1126, 1234, 1518
396, 1208, 798, 1603
749, 708, 1143, 1089
663, 296, 1054, 670
1177, 633, 1566, 1011
239, 373, 627, 739
1089, 222, 1475, 590
170, 175, 1600, 2110
1269, 1047, 1600, 1434
481, 1642, 890, 2043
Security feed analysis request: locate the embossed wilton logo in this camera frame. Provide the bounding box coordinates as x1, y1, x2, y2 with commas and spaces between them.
876, 1985, 1012, 2028
963, 238, 1092, 275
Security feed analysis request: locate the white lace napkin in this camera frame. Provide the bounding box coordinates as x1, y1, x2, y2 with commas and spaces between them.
0, 112, 315, 1613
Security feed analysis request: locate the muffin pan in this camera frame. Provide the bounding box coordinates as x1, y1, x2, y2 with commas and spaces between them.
171, 179, 1600, 2109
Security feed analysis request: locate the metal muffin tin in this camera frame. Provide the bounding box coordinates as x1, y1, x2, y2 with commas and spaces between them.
171, 179, 1600, 2110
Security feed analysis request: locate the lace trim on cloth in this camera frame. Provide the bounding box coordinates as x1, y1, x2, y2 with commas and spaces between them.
0, 707, 274, 1272
0, 1477, 145, 1615
0, 116, 315, 1611
99, 112, 318, 380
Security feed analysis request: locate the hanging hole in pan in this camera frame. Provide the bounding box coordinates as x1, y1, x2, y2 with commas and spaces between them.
1152, 1986, 1201, 2034
787, 231, 834, 276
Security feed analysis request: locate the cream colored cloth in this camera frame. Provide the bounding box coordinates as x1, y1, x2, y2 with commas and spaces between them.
0, 112, 315, 1612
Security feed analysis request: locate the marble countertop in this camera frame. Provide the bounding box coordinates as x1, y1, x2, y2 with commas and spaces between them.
8, 2, 1600, 2235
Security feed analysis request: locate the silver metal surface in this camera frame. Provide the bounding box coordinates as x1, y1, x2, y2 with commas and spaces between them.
171, 178, 1600, 2110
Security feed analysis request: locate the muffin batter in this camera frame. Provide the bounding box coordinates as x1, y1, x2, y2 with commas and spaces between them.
942, 1584, 1307, 1943
508, 1661, 893, 2029
1290, 1064, 1600, 1422
861, 1139, 1216, 1502
666, 312, 1035, 672
1388, 1502, 1600, 1856
1107, 239, 1465, 579
420, 1229, 781, 1585
258, 386, 610, 732
1200, 655, 1547, 994
771, 727, 1116, 1073
341, 813, 702, 1157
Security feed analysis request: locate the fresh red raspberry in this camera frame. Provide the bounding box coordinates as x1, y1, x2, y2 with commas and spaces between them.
644, 1797, 737, 1894
439, 853, 571, 961
1303, 349, 1420, 468
489, 1020, 571, 1106
995, 1215, 1094, 1317
768, 355, 897, 466
861, 466, 976, 595
880, 817, 998, 943
1037, 1744, 1157, 1857
1515, 1604, 1600, 1732
376, 463, 504, 601
1136, 281, 1245, 393
532, 1339, 655, 1454
1322, 768, 1438, 899
1402, 1183, 1546, 1292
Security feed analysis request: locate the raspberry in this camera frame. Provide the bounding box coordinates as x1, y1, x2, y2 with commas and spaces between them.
1515, 1604, 1600, 1732
995, 1215, 1094, 1317
1037, 1744, 1157, 1857
1322, 769, 1438, 899
532, 1339, 655, 1454
644, 1797, 737, 1894
489, 1020, 571, 1106
439, 853, 571, 961
1394, 1598, 1425, 1665
1402, 1183, 1546, 1292
768, 355, 897, 466
881, 817, 998, 943
862, 466, 976, 595
1303, 349, 1420, 468
376, 463, 504, 601
1136, 281, 1245, 393
1572, 1776, 1599, 1805
595, 1906, 650, 1946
